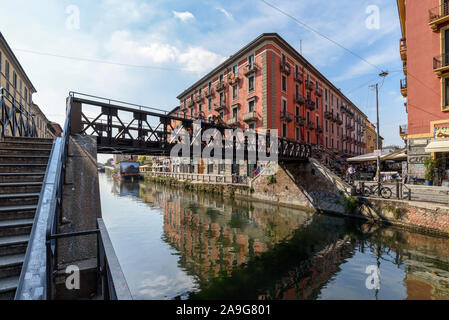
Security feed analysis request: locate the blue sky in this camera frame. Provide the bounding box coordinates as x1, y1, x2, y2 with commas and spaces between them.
0, 0, 406, 150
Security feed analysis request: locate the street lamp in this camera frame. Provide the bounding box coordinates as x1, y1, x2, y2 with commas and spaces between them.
373, 71, 389, 196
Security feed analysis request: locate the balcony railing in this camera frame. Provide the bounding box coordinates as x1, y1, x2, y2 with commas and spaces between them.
324, 111, 332, 120
400, 78, 407, 98
242, 111, 258, 122
280, 61, 291, 75
315, 88, 322, 97
194, 94, 203, 103
400, 38, 407, 61
400, 124, 408, 136
305, 100, 315, 111
429, 3, 449, 31
280, 110, 293, 122
294, 71, 303, 83
316, 125, 323, 133
306, 121, 315, 130
214, 101, 227, 111
305, 80, 314, 91
295, 115, 305, 126
216, 81, 226, 92
244, 64, 257, 77
433, 53, 449, 76
228, 73, 240, 85
294, 93, 305, 105
227, 117, 239, 127
187, 99, 195, 107
205, 88, 214, 98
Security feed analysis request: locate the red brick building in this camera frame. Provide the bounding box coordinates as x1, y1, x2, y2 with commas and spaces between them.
398, 0, 449, 184
172, 34, 367, 175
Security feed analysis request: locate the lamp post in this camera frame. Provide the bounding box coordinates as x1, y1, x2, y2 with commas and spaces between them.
374, 71, 389, 196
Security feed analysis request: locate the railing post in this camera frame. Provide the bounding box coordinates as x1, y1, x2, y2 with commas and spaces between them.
68, 97, 82, 134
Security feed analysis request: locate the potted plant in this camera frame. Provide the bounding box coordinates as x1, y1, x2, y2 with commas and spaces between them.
424, 157, 437, 186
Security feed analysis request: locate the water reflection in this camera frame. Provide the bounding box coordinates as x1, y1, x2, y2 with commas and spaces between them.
101, 173, 449, 300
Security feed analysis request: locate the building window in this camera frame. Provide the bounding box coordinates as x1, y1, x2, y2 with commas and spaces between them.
0, 51, 2, 74
326, 137, 328, 148
199, 103, 202, 114
296, 127, 300, 140
199, 88, 202, 96
248, 54, 254, 68
208, 97, 212, 111
219, 111, 224, 120
282, 99, 287, 113
232, 84, 238, 100
325, 120, 328, 132
325, 88, 328, 101
281, 75, 287, 92
248, 100, 255, 112
307, 131, 310, 144
219, 92, 224, 105
445, 77, 449, 107
208, 81, 212, 92
248, 75, 255, 92
282, 123, 287, 138
295, 106, 300, 117
249, 123, 255, 130
233, 65, 238, 76
232, 106, 238, 119
316, 97, 319, 110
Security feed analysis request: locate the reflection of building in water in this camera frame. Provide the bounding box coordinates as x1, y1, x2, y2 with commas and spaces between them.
160, 190, 312, 283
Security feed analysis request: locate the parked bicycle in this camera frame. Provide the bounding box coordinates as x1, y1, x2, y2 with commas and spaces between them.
362, 183, 393, 199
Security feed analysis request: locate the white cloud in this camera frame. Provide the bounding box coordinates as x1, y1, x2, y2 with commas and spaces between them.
217, 8, 234, 20
172, 11, 195, 22
178, 47, 227, 73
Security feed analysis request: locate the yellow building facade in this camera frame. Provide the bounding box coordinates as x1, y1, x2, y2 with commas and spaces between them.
0, 32, 52, 138
365, 119, 383, 154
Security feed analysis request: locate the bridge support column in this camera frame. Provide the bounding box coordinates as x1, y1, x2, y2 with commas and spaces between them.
56, 135, 102, 299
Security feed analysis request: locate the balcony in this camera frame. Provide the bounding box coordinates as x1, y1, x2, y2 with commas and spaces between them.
228, 73, 240, 85
305, 100, 315, 111
294, 71, 303, 83
244, 64, 257, 77
280, 61, 291, 75
433, 54, 449, 77
400, 78, 407, 97
403, 61, 407, 76
335, 116, 343, 125
280, 110, 293, 122
227, 117, 239, 127
400, 38, 407, 61
205, 88, 214, 98
305, 80, 314, 91
187, 99, 195, 107
316, 125, 323, 133
324, 111, 332, 120
306, 121, 315, 130
242, 111, 258, 122
315, 88, 322, 97
429, 4, 449, 31
294, 93, 305, 105
216, 81, 226, 92
295, 115, 305, 126
399, 124, 408, 139
214, 101, 227, 111
194, 94, 203, 103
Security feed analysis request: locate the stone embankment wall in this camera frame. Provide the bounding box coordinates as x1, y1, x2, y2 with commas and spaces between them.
250, 160, 449, 236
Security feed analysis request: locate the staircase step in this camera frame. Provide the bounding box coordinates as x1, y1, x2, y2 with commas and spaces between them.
0, 253, 25, 278
0, 164, 48, 173
0, 276, 19, 299
3, 136, 54, 144
0, 219, 33, 237
0, 141, 53, 149
0, 182, 43, 195
0, 172, 46, 183
0, 147, 51, 156
0, 155, 49, 164
0, 193, 40, 206
0, 205, 37, 222
0, 234, 29, 256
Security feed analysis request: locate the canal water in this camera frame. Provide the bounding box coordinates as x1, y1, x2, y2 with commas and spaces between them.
99, 173, 449, 300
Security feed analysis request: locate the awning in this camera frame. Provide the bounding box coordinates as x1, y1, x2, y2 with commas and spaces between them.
347, 148, 406, 162
425, 140, 449, 153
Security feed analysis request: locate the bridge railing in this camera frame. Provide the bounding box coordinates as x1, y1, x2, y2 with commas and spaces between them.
0, 86, 37, 138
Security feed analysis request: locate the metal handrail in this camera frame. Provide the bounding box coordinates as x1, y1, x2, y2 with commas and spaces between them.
69, 91, 169, 115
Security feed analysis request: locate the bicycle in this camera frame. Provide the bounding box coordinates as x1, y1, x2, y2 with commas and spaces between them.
362, 183, 393, 199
